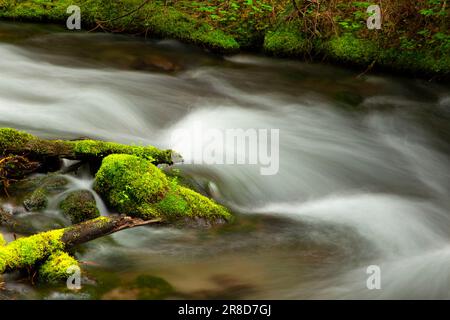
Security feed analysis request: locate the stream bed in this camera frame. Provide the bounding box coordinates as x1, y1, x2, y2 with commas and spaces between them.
0, 21, 450, 299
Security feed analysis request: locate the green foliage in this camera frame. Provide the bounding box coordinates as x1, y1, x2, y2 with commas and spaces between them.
182, 0, 274, 46
38, 251, 79, 283
142, 2, 240, 51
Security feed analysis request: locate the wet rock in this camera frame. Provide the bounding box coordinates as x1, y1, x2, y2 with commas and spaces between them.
23, 188, 48, 212
21, 175, 69, 212
59, 190, 100, 224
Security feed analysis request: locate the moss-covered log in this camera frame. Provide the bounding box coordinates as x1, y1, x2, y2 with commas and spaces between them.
0, 128, 174, 165
0, 215, 161, 275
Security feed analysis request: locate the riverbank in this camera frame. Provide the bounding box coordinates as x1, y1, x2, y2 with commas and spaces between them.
0, 0, 449, 78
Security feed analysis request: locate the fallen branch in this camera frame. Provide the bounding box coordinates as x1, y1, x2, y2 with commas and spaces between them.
1, 128, 174, 167
61, 215, 162, 248
0, 215, 162, 274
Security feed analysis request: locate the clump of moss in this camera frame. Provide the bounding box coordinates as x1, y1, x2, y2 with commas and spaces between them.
0, 128, 34, 153
324, 33, 378, 65
94, 154, 169, 219
0, 229, 65, 273
94, 154, 232, 222
264, 22, 311, 56
132, 274, 174, 300
38, 251, 79, 284
157, 180, 232, 221
60, 190, 100, 224
141, 2, 239, 52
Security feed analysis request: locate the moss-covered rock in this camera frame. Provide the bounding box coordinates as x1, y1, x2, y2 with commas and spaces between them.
38, 251, 79, 284
0, 229, 65, 273
94, 154, 232, 222
60, 190, 100, 224
94, 154, 169, 218
23, 187, 48, 212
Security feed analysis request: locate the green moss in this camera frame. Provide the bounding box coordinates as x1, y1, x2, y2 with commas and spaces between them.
0, 0, 239, 52
176, 186, 231, 220
324, 33, 378, 65
94, 154, 169, 219
71, 140, 172, 163
94, 154, 232, 222
38, 251, 79, 284
0, 228, 65, 273
156, 179, 232, 221
143, 3, 239, 51
378, 47, 450, 74
0, 128, 173, 164
60, 190, 100, 224
0, 234, 6, 246
0, 1, 449, 76
264, 22, 311, 56
0, 128, 34, 153
322, 33, 450, 75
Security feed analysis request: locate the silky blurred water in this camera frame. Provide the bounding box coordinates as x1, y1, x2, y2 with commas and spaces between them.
0, 22, 449, 299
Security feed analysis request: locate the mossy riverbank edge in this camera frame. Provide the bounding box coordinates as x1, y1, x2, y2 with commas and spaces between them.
0, 0, 449, 80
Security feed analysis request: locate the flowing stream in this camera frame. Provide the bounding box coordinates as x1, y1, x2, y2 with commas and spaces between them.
0, 22, 449, 299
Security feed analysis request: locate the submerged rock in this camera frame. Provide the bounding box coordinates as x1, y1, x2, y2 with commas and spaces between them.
133, 275, 175, 300
23, 188, 48, 212
21, 175, 69, 212
59, 190, 100, 224
102, 274, 175, 300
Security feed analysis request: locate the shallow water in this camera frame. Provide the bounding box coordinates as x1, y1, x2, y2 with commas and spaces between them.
0, 22, 450, 299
